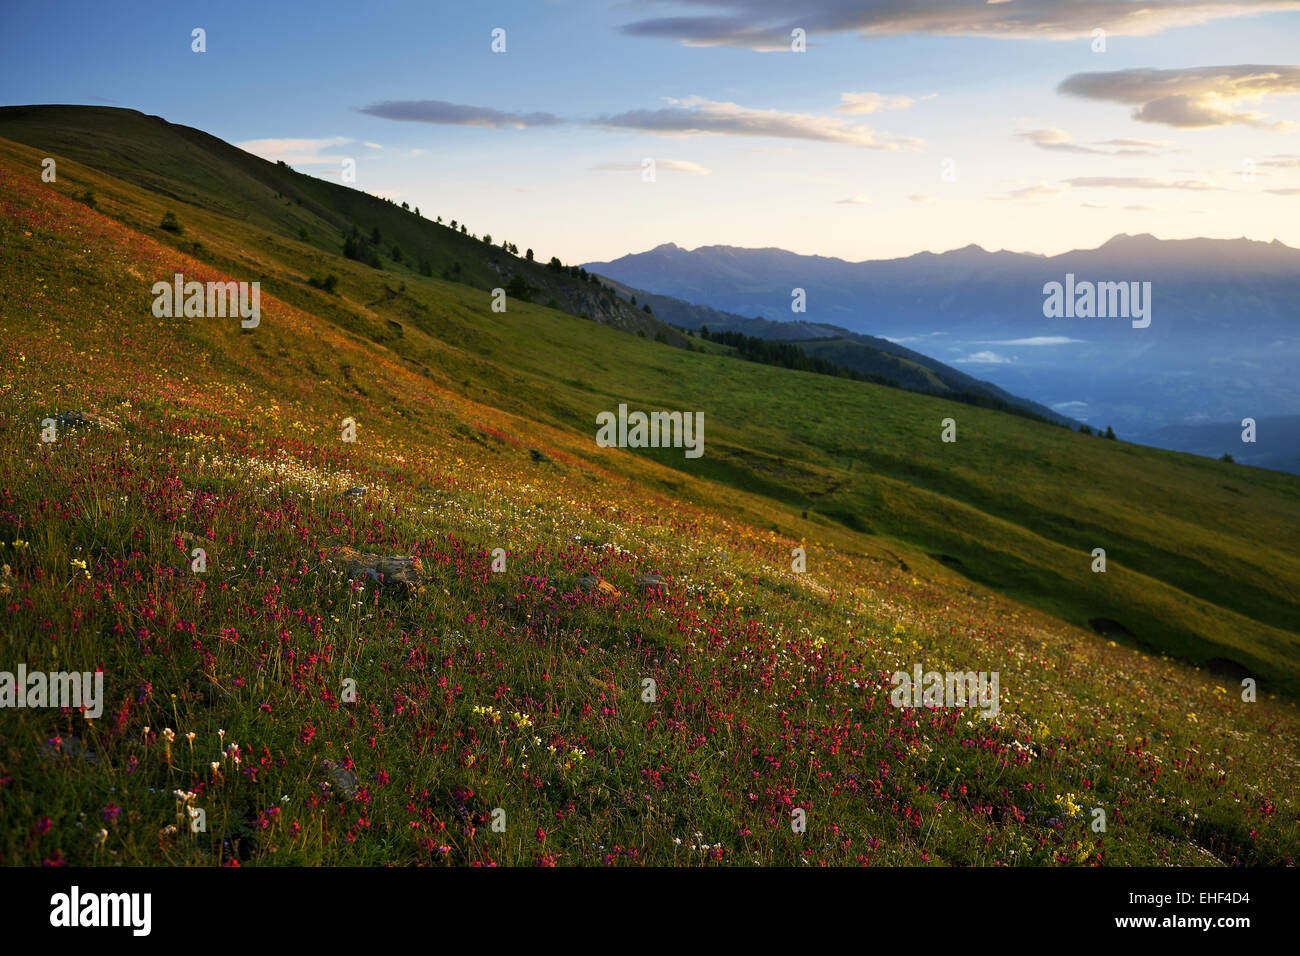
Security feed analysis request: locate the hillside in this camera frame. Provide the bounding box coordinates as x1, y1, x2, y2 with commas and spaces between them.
0, 109, 1298, 866
594, 274, 1075, 425
0, 105, 683, 345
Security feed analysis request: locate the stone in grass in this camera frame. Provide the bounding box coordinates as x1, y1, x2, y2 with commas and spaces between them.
342, 486, 367, 501
634, 573, 668, 594
319, 759, 359, 800
328, 545, 424, 591
578, 575, 621, 597
44, 734, 100, 765
55, 410, 120, 432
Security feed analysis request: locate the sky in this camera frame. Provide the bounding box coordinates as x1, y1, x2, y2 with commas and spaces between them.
2, 0, 1299, 264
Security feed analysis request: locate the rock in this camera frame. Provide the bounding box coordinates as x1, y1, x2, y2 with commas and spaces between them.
342, 486, 367, 501
44, 734, 100, 765
319, 759, 359, 799
631, 572, 665, 595
328, 545, 424, 591
55, 410, 120, 432
578, 575, 621, 597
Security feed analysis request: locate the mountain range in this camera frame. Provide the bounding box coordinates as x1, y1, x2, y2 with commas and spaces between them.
586, 237, 1300, 465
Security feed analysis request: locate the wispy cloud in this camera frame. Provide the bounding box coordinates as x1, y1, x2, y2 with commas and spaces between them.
1015, 128, 1170, 155
589, 158, 712, 175
235, 136, 353, 165
834, 192, 872, 204
1057, 65, 1300, 129
836, 91, 921, 114
359, 94, 921, 149
996, 181, 1068, 201
358, 100, 563, 128
1063, 175, 1222, 190
954, 350, 1013, 365
617, 1, 1300, 48
979, 336, 1085, 346
594, 96, 923, 149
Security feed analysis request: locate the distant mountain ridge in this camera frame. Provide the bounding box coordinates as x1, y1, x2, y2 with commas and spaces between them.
587, 234, 1300, 337
586, 235, 1300, 447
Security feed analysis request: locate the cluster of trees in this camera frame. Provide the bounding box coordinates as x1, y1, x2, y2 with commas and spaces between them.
698, 327, 886, 382
1079, 424, 1118, 440
342, 224, 382, 268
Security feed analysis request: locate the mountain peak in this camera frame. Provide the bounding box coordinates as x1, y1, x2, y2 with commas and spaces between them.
1101, 232, 1158, 247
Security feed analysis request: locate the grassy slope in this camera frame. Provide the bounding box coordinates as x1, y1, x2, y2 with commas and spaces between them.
1, 113, 1297, 695
0, 131, 1298, 865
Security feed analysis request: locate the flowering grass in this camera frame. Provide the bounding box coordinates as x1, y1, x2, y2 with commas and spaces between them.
0, 137, 1297, 867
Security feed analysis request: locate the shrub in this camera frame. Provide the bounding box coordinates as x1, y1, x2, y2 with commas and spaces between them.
159, 210, 183, 234
504, 274, 536, 302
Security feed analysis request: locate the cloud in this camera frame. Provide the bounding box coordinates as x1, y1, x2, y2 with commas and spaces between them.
883, 332, 947, 344
1266, 187, 1300, 195
1052, 400, 1089, 411
910, 194, 937, 204
836, 92, 916, 114
358, 100, 563, 128
617, 1, 1300, 48
364, 142, 383, 149
235, 136, 353, 165
980, 336, 1085, 346
954, 350, 1013, 365
594, 96, 923, 149
996, 181, 1068, 201
1260, 154, 1300, 167
1057, 65, 1300, 129
1015, 128, 1170, 155
589, 158, 712, 174
835, 192, 872, 204
1063, 176, 1222, 190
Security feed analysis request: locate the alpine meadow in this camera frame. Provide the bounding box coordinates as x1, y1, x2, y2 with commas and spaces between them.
1, 2, 1298, 908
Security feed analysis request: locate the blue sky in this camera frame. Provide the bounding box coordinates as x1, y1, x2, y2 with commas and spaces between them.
3, 0, 1299, 263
